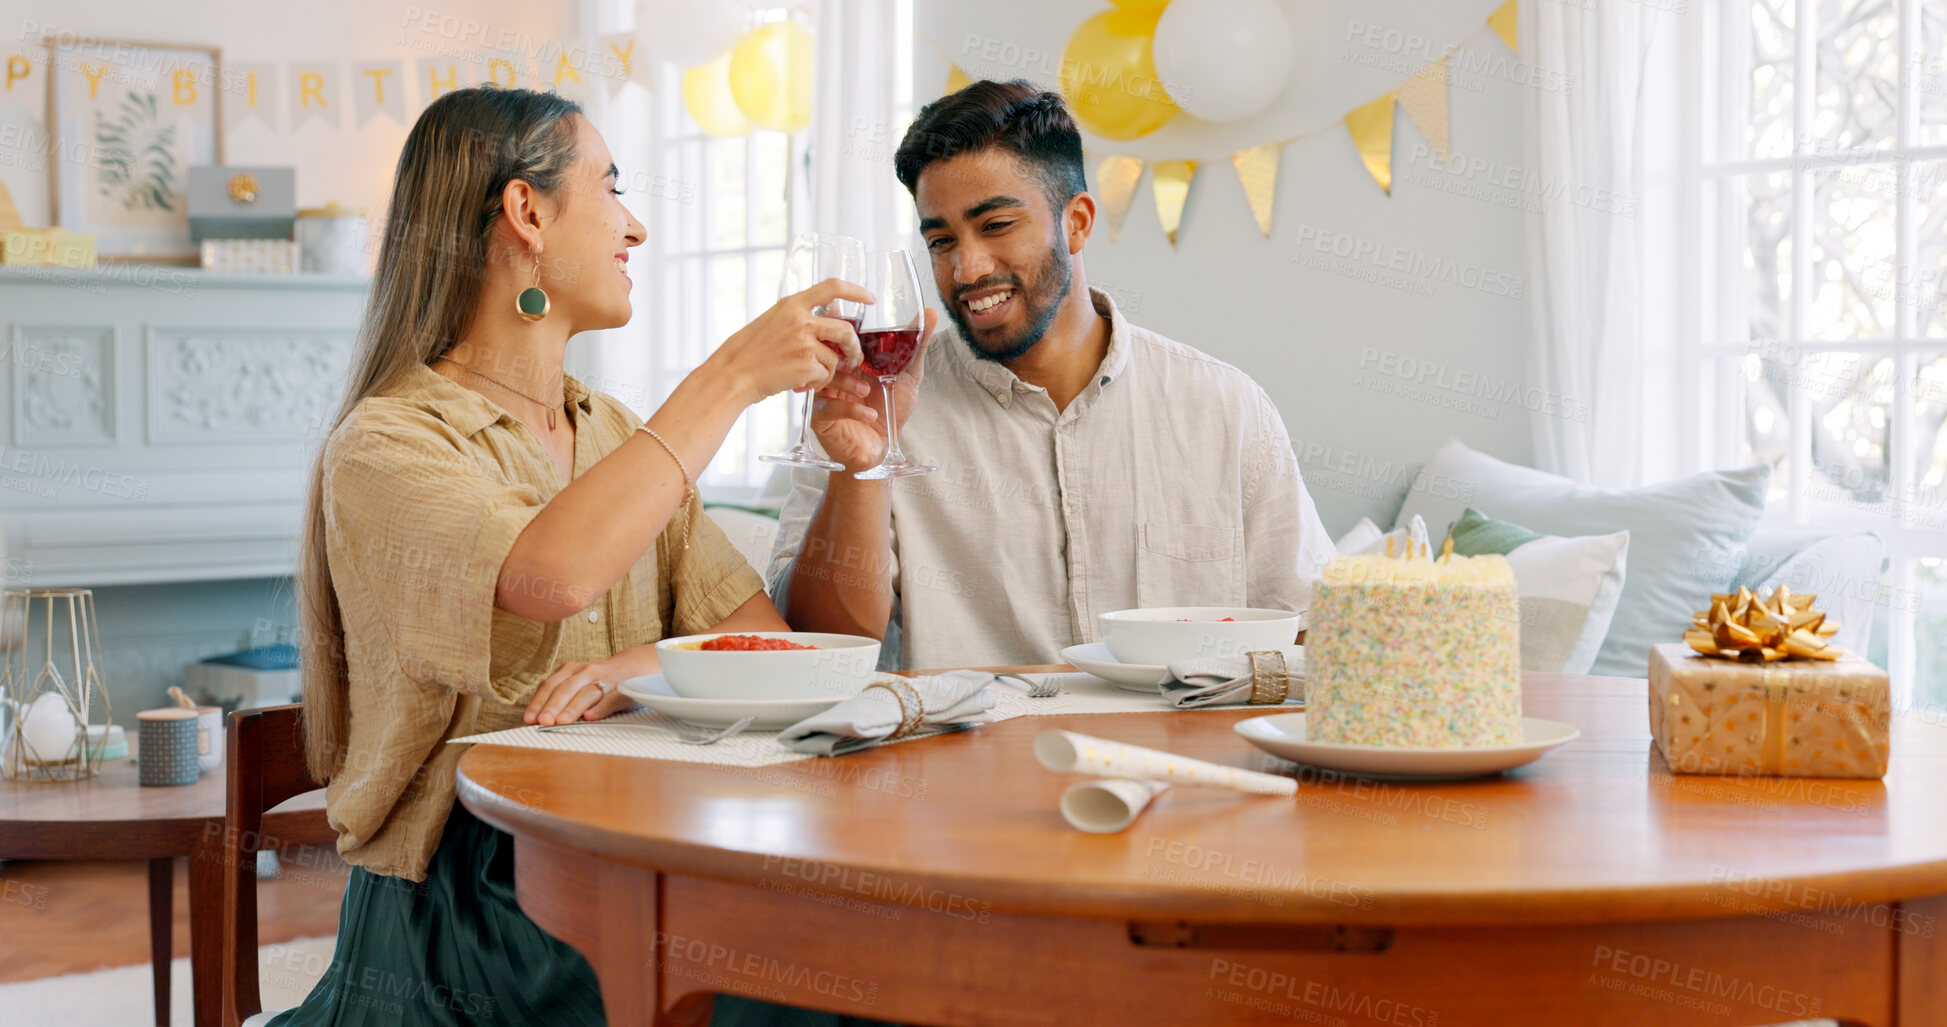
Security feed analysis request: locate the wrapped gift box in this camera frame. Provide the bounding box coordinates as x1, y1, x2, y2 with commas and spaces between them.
201, 238, 299, 274
1648, 642, 1890, 778
187, 166, 296, 243
3, 228, 98, 268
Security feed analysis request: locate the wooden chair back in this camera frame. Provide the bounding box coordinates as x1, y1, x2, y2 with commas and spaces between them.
222, 704, 325, 1026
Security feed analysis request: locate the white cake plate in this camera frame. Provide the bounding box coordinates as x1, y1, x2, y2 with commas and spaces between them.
1234, 714, 1580, 781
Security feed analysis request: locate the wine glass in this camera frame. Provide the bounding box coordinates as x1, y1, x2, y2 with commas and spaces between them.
761, 231, 864, 470
853, 249, 936, 480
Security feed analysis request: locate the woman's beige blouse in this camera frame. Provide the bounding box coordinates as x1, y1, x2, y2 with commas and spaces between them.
321, 363, 763, 880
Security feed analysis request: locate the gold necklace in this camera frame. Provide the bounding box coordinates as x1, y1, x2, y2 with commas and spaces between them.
436, 355, 565, 430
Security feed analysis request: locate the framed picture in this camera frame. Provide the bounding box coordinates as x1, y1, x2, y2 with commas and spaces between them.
45, 37, 223, 263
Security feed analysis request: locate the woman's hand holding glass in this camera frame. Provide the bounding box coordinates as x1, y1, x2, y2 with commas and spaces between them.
702, 277, 872, 406
810, 308, 938, 474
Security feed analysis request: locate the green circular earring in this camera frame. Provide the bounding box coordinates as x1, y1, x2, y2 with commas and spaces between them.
517, 251, 549, 322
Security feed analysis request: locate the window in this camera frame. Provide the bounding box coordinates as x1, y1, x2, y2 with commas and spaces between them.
1695, 0, 1947, 705
607, 3, 918, 503
641, 79, 800, 496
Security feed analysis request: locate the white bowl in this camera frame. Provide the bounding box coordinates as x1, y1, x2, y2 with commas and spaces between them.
1097, 607, 1300, 667
654, 632, 881, 700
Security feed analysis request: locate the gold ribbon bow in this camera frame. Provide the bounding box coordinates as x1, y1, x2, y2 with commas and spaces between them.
1684, 585, 1843, 662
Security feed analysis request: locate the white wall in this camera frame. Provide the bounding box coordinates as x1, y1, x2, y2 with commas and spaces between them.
2, 0, 578, 235
915, 0, 1535, 535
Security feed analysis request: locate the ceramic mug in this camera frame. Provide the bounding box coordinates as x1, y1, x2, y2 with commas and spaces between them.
194, 706, 224, 774
138, 708, 201, 786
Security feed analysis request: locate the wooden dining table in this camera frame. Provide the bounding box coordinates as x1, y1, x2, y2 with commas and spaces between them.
457, 669, 1947, 1026
0, 744, 331, 1027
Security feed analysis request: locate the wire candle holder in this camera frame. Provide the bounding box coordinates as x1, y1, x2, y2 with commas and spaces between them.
2, 588, 112, 782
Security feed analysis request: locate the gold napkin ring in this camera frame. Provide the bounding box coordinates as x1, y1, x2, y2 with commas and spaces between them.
866, 679, 926, 739
1246, 650, 1289, 705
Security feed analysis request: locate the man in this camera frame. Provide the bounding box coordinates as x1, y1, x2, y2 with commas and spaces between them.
766, 80, 1333, 669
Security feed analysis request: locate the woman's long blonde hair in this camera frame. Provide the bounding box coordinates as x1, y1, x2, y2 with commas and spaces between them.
297, 87, 583, 781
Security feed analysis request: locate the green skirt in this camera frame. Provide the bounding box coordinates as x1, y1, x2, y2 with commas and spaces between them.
267, 801, 605, 1026
269, 802, 895, 1027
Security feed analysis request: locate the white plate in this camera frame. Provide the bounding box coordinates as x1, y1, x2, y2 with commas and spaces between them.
1062, 642, 1307, 694
1061, 642, 1174, 692
1233, 714, 1580, 781
617, 674, 844, 729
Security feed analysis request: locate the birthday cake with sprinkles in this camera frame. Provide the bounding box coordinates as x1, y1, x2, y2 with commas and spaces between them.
1306, 548, 1523, 748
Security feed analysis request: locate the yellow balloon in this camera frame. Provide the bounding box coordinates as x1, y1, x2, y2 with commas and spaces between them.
683, 53, 750, 137
1060, 8, 1179, 141
728, 22, 814, 133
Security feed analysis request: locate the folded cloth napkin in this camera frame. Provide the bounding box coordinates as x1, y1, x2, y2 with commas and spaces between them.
1161, 648, 1307, 709
778, 670, 999, 755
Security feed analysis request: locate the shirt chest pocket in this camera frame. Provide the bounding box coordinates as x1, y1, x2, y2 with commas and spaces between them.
1135, 521, 1244, 609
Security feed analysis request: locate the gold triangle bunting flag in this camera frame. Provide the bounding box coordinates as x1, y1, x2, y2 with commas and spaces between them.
1397, 57, 1451, 162
1489, 0, 1519, 54
1344, 94, 1397, 194
1152, 160, 1198, 248
945, 62, 973, 95
1230, 144, 1282, 237
1095, 155, 1146, 242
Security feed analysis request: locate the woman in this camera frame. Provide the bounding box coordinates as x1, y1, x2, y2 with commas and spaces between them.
276, 86, 881, 1025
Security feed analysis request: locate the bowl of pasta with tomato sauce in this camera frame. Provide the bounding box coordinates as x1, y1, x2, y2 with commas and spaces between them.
654, 632, 882, 700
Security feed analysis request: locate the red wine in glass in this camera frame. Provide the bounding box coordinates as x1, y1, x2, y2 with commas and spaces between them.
854, 248, 935, 480
859, 327, 921, 377
823, 313, 864, 358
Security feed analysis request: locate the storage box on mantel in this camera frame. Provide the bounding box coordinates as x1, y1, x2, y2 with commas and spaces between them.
1648, 643, 1889, 778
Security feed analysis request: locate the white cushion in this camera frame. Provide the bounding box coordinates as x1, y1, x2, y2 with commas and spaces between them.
1335, 517, 1432, 558
1332, 517, 1386, 556
1499, 531, 1631, 675
1396, 440, 1769, 677
704, 506, 779, 574
1737, 525, 1885, 658
243, 1012, 282, 1027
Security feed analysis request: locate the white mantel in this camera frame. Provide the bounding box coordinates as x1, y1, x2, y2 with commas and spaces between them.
0, 265, 367, 586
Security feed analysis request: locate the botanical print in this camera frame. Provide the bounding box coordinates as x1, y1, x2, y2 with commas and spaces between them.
93, 91, 182, 215
47, 39, 219, 259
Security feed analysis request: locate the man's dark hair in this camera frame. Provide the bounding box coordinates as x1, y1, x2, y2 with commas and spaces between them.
894, 79, 1088, 215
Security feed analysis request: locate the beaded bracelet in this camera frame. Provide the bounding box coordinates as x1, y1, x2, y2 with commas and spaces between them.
635, 423, 694, 551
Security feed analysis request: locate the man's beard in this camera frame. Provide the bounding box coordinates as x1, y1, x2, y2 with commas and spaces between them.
945, 243, 1074, 364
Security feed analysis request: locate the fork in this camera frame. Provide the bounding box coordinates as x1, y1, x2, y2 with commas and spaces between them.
537, 715, 756, 745
995, 673, 1064, 698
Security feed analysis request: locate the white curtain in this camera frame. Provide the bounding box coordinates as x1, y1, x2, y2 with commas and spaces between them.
1522, 2, 1657, 486
570, 0, 908, 419
809, 0, 910, 253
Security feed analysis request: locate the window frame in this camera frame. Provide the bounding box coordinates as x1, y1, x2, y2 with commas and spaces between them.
1688, 0, 1947, 706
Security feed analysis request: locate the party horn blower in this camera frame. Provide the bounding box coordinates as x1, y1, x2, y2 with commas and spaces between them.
1060, 779, 1171, 833
1034, 730, 1297, 796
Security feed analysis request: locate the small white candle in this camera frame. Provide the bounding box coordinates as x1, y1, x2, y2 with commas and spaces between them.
21, 692, 81, 764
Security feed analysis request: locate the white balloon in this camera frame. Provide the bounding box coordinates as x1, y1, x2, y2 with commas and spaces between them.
1152, 0, 1295, 123
638, 0, 749, 68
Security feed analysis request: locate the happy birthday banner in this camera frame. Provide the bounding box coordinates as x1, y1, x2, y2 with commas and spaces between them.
0, 33, 649, 133
938, 0, 1518, 247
